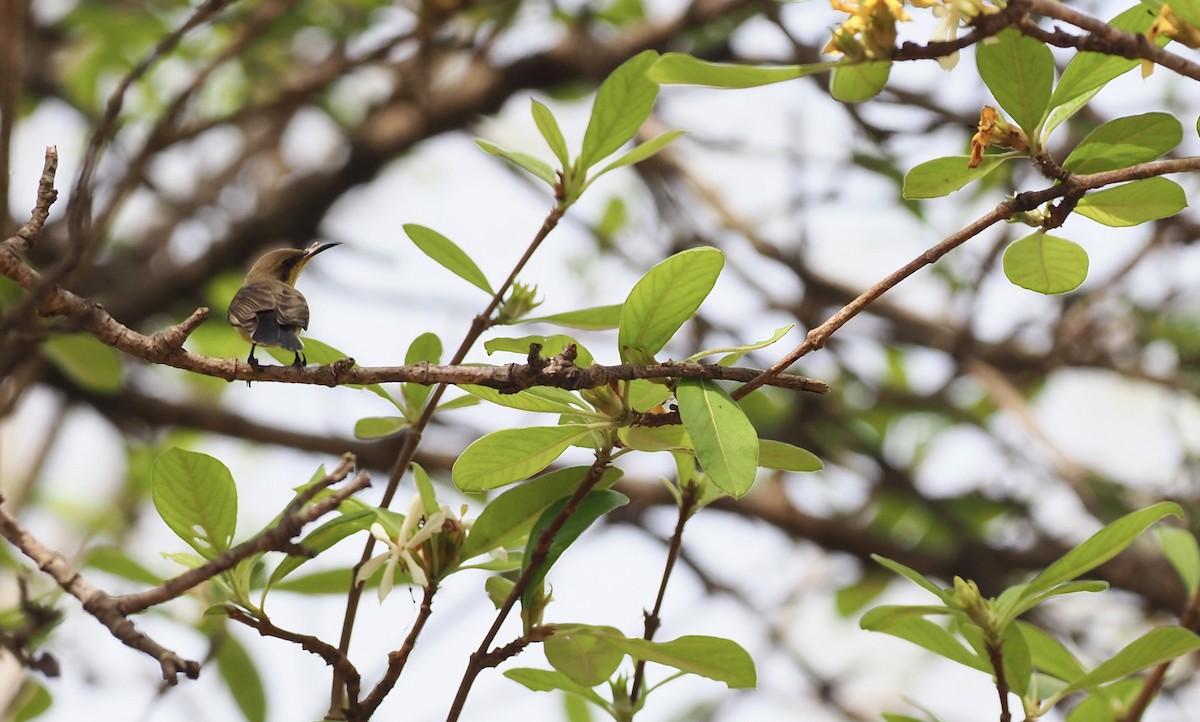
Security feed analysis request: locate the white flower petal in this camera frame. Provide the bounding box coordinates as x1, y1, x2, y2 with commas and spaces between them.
356, 553, 389, 585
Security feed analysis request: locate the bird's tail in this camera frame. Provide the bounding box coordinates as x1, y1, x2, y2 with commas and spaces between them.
251, 312, 304, 351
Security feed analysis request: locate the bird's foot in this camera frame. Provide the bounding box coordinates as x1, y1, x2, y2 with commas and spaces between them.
291, 352, 306, 368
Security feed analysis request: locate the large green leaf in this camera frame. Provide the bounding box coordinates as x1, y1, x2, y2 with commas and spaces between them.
1061, 627, 1200, 695
870, 619, 991, 673
461, 466, 623, 561
618, 247, 724, 362
453, 425, 596, 491
152, 449, 238, 559
522, 490, 629, 607
830, 61, 890, 103
502, 668, 610, 707
579, 50, 659, 171
1063, 113, 1182, 173
648, 53, 839, 87
264, 510, 375, 595
215, 630, 267, 722
902, 155, 1009, 199
1002, 233, 1089, 295
558, 625, 756, 688
976, 28, 1054, 133
1017, 622, 1086, 682
1018, 503, 1183, 604
1075, 178, 1187, 227
676, 379, 758, 497
544, 625, 626, 687
404, 224, 493, 295
524, 304, 623, 330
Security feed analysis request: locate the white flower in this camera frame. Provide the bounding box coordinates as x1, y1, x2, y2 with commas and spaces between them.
356, 496, 449, 601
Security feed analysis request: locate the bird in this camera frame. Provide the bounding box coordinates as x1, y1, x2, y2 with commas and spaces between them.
227, 241, 340, 370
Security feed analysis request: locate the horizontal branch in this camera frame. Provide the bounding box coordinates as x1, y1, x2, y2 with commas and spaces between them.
0, 243, 829, 393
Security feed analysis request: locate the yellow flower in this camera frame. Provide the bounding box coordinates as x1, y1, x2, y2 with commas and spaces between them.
968, 106, 1027, 168
1143, 4, 1200, 77
824, 0, 911, 58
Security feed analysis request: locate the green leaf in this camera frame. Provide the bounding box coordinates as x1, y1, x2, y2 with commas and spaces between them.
1063, 113, 1182, 174
462, 385, 590, 415
404, 224, 493, 295
476, 138, 557, 186
461, 466, 623, 561
757, 439, 822, 472
42, 333, 123, 394
524, 304, 623, 330
503, 668, 610, 707
1158, 527, 1200, 596
648, 53, 839, 87
868, 618, 991, 673
1075, 178, 1187, 227
618, 247, 724, 362
902, 155, 1010, 199
830, 61, 890, 103
264, 510, 375, 595
676, 379, 758, 497
871, 554, 953, 603
270, 567, 358, 595
404, 332, 443, 413
1048, 5, 1162, 111
485, 334, 594, 366
859, 605, 953, 630
976, 28, 1054, 133
684, 324, 793, 363
152, 449, 238, 559
560, 625, 756, 688
1003, 622, 1033, 698
1017, 622, 1086, 682
1002, 233, 1089, 295
216, 631, 267, 722
522, 490, 629, 605
544, 625, 626, 686
354, 416, 408, 439
1021, 502, 1183, 602
1061, 627, 1200, 694
532, 99, 570, 168
579, 50, 659, 171
590, 130, 684, 182
453, 425, 596, 491
12, 682, 51, 722
618, 424, 691, 453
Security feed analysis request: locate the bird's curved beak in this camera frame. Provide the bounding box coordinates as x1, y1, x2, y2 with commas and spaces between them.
303, 241, 341, 259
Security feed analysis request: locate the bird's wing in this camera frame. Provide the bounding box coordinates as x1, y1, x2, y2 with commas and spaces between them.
227, 282, 275, 334
272, 285, 311, 329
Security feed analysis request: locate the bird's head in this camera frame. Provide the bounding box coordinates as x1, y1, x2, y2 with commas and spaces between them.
245, 241, 340, 286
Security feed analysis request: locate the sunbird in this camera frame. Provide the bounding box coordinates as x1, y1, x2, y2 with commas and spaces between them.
227, 241, 339, 369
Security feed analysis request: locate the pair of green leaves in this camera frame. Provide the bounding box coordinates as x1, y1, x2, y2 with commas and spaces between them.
863, 503, 1200, 717
480, 50, 683, 205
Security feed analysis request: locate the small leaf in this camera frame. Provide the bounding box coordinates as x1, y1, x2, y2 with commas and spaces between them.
560, 625, 756, 688
271, 567, 357, 595
503, 668, 610, 707
463, 385, 589, 415
544, 625, 626, 686
1063, 113, 1182, 173
264, 510, 375, 594
590, 130, 684, 183
976, 28, 1054, 133
461, 466, 623, 561
152, 449, 237, 559
867, 618, 991, 673
618, 247, 724, 362
484, 334, 594, 366
522, 491, 629, 605
476, 138, 557, 186
1158, 527, 1200, 596
524, 304, 623, 330
42, 333, 123, 394
404, 332, 443, 413
871, 554, 953, 603
1075, 177, 1187, 227
859, 605, 953, 630
757, 439, 822, 471
579, 50, 660, 171
1002, 233, 1089, 294
215, 631, 267, 722
830, 61, 890, 103
902, 155, 1010, 199
676, 379, 758, 496
648, 53, 839, 87
684, 324, 793, 363
618, 424, 691, 453
532, 99, 570, 168
1017, 622, 1086, 682
404, 224, 493, 294
453, 425, 596, 491
1003, 623, 1033, 698
1021, 502, 1183, 602
1061, 627, 1200, 694
354, 416, 408, 439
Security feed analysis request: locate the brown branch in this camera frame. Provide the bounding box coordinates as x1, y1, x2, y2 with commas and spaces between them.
226, 606, 361, 700
357, 583, 439, 718
732, 156, 1200, 399
445, 450, 614, 721
2, 146, 58, 254
987, 642, 1012, 722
